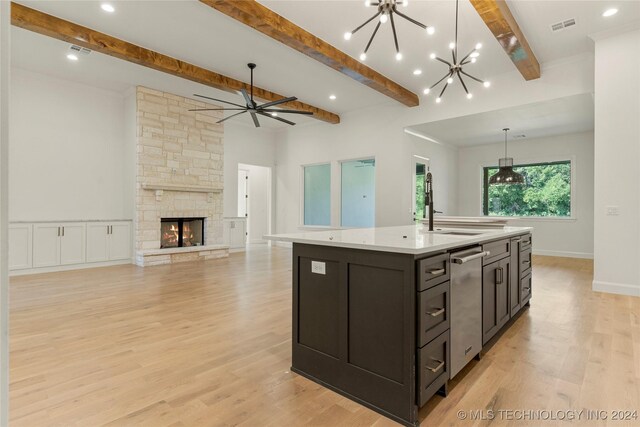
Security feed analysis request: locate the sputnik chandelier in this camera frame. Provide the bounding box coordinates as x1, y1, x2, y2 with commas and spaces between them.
424, 0, 490, 103
344, 0, 435, 62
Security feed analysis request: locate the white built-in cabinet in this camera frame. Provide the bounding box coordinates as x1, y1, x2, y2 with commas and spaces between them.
9, 220, 132, 273
8, 224, 32, 270
33, 222, 86, 267
86, 221, 132, 262
223, 217, 247, 249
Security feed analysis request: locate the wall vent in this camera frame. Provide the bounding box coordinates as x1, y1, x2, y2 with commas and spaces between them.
512, 134, 527, 139
69, 45, 92, 55
551, 18, 577, 32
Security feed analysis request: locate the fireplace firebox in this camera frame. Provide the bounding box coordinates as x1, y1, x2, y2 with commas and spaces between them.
161, 218, 205, 249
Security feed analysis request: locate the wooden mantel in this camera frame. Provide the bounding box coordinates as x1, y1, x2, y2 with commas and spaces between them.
142, 183, 223, 194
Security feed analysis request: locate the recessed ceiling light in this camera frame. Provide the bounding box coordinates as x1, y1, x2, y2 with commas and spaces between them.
101, 3, 115, 13
66, 54, 79, 61
413, 69, 422, 76
602, 8, 618, 17
329, 94, 337, 100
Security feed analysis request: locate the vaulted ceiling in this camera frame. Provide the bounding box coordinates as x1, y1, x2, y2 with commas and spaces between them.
10, 0, 640, 127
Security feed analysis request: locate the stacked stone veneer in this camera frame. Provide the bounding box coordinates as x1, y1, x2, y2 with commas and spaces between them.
135, 86, 228, 266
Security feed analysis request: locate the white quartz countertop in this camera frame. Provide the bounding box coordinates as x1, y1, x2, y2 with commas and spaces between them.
266, 225, 532, 255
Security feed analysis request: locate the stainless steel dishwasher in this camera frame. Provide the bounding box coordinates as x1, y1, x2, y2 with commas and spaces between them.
449, 246, 490, 378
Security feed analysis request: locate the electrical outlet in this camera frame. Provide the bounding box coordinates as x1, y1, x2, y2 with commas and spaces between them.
311, 261, 326, 275
606, 206, 620, 216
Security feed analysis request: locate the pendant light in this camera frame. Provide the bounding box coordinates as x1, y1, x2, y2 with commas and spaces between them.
424, 0, 489, 103
489, 128, 524, 185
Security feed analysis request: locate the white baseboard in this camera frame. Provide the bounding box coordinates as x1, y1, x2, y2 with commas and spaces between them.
593, 280, 640, 297
9, 259, 133, 277
533, 249, 593, 259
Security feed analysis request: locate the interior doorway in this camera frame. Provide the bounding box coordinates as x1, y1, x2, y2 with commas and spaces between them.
238, 164, 272, 244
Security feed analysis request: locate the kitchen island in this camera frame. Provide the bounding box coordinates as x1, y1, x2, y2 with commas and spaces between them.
267, 225, 533, 426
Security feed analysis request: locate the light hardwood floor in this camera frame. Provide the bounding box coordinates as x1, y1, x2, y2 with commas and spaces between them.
9, 248, 640, 426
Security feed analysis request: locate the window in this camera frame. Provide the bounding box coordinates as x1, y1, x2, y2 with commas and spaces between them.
483, 161, 571, 217
303, 164, 331, 226
414, 162, 426, 222
341, 159, 375, 228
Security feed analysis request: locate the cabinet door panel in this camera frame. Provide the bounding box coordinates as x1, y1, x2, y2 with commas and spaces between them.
59, 223, 85, 265
109, 222, 131, 261
482, 261, 498, 344
510, 237, 522, 316
496, 258, 510, 329
33, 224, 60, 267
9, 224, 33, 270
86, 224, 109, 263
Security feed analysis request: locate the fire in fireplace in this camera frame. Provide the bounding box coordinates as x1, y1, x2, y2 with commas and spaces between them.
161, 218, 205, 248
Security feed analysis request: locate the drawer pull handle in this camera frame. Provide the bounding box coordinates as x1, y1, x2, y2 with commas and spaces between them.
427, 268, 445, 275
522, 260, 531, 265
426, 359, 445, 373
426, 308, 445, 317
523, 287, 530, 292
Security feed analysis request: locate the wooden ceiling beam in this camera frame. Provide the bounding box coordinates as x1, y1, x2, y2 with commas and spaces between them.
10, 2, 340, 124
469, 0, 540, 81
200, 0, 420, 107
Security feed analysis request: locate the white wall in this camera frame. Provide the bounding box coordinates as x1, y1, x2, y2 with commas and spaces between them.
223, 122, 277, 217
275, 54, 594, 234
593, 29, 640, 296
9, 68, 130, 221
457, 131, 594, 258
0, 2, 10, 423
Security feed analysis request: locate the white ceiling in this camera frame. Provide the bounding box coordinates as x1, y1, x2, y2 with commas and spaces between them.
10, 0, 640, 123
407, 93, 594, 146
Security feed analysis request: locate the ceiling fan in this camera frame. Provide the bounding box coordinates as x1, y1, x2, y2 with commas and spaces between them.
189, 63, 313, 127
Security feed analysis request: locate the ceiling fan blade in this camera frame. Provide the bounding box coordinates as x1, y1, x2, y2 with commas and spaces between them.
193, 94, 245, 108
261, 109, 313, 115
250, 112, 261, 128
258, 111, 296, 126
240, 88, 253, 107
258, 96, 297, 109
188, 108, 247, 111
216, 110, 247, 124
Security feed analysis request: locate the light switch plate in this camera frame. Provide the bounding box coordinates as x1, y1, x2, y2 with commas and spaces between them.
606, 206, 620, 216
311, 261, 326, 275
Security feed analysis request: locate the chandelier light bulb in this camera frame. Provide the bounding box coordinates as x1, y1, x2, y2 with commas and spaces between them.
447, 77, 454, 84
471, 58, 477, 63
423, 88, 430, 95
426, 26, 435, 35
475, 43, 483, 50
271, 112, 278, 117
380, 13, 388, 24
449, 42, 455, 49
470, 52, 480, 58
402, 0, 409, 7
484, 81, 491, 88
344, 32, 352, 40
359, 52, 367, 61
395, 52, 403, 61
365, 0, 371, 6
429, 53, 436, 59
467, 93, 473, 99
436, 97, 442, 103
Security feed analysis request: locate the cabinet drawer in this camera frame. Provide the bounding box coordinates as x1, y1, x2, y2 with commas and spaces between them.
418, 330, 449, 407
519, 233, 532, 250
521, 272, 532, 303
417, 253, 450, 291
482, 239, 511, 265
418, 282, 450, 347
520, 247, 532, 278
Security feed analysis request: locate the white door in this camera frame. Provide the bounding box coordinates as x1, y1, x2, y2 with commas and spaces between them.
9, 224, 32, 270
244, 165, 271, 244
33, 223, 60, 268
59, 223, 85, 265
238, 169, 248, 218
86, 223, 109, 263
109, 222, 131, 261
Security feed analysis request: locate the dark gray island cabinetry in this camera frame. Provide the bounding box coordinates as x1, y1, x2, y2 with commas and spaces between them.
269, 225, 532, 426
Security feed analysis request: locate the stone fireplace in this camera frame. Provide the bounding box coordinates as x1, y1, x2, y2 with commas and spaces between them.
134, 86, 229, 266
